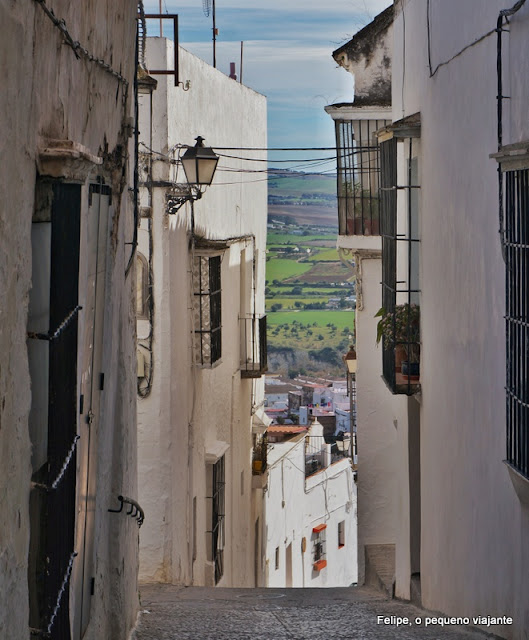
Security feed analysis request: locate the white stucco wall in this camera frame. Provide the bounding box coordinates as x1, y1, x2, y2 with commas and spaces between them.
352, 257, 407, 585
391, 1, 529, 635
0, 2, 138, 638
264, 429, 357, 588
137, 39, 267, 588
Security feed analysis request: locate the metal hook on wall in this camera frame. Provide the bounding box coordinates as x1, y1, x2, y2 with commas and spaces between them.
108, 494, 145, 527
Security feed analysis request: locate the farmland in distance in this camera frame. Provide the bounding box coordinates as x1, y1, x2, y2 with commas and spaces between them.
266, 170, 355, 377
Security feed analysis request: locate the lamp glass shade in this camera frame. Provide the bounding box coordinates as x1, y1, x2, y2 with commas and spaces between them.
346, 358, 357, 374
181, 138, 219, 186
343, 346, 357, 374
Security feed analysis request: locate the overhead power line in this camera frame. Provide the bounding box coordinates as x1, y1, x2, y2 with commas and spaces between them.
216, 152, 338, 163
213, 146, 337, 151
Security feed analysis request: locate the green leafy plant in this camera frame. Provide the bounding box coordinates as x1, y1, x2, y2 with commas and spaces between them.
375, 303, 420, 361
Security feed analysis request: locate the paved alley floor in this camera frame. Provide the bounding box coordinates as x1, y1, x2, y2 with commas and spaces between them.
132, 585, 494, 640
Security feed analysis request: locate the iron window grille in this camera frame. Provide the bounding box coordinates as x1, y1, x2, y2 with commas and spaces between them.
240, 314, 268, 378
193, 255, 222, 366
335, 119, 389, 236
380, 133, 421, 395
207, 455, 225, 584
312, 524, 327, 570
505, 168, 529, 479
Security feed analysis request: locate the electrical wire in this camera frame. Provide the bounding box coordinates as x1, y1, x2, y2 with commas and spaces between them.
426, 0, 527, 78
216, 152, 338, 163
140, 143, 343, 166
213, 146, 338, 151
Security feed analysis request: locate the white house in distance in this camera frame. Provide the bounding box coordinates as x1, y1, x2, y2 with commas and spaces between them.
264, 419, 357, 587
136, 35, 268, 588
329, 1, 529, 638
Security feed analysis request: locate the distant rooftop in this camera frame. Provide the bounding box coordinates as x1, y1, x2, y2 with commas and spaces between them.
267, 426, 307, 435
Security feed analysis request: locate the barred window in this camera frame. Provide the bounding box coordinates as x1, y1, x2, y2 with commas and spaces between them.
312, 523, 327, 571
209, 455, 225, 584
380, 133, 421, 395
505, 169, 529, 479
192, 255, 222, 365
335, 118, 389, 236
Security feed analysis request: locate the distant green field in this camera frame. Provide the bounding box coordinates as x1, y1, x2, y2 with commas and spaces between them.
267, 310, 355, 352
268, 175, 336, 196
265, 258, 312, 282
307, 248, 340, 262
267, 310, 355, 330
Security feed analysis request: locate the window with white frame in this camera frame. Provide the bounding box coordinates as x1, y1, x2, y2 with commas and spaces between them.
192, 254, 222, 365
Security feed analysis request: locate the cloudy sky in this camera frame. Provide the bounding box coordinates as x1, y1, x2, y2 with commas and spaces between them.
144, 1, 391, 168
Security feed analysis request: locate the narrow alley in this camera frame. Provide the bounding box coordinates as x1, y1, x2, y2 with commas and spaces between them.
132, 585, 490, 640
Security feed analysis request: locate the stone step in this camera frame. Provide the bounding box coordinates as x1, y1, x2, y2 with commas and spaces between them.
365, 543, 395, 598
410, 572, 422, 607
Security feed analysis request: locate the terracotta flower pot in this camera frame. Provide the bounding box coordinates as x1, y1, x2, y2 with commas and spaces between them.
395, 344, 407, 372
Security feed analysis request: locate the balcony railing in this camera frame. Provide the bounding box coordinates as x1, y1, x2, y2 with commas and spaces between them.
240, 314, 267, 378
336, 119, 388, 237
252, 434, 268, 475
379, 133, 421, 395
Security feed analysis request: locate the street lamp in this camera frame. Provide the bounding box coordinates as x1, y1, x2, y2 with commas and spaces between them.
181, 136, 219, 186
167, 136, 219, 214
343, 344, 357, 375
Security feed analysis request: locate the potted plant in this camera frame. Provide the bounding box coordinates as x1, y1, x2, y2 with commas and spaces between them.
375, 303, 420, 377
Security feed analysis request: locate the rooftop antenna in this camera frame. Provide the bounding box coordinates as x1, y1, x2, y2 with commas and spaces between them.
202, 0, 217, 68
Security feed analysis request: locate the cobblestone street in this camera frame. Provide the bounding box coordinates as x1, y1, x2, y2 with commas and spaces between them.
132, 585, 492, 640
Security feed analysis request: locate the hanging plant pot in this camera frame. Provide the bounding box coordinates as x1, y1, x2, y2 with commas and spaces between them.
402, 361, 420, 380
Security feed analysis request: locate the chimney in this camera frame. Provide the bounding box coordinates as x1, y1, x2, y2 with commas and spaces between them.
229, 62, 237, 81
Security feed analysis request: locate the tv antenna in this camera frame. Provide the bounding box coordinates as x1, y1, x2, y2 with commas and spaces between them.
202, 0, 217, 68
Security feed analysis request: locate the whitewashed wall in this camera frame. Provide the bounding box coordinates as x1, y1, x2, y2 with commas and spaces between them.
0, 1, 138, 638
393, 0, 529, 635
353, 257, 407, 585
137, 39, 267, 587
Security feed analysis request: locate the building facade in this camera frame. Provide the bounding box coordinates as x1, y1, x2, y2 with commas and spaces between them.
330, 1, 529, 637
1, 2, 140, 639
136, 37, 268, 588
264, 420, 357, 588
